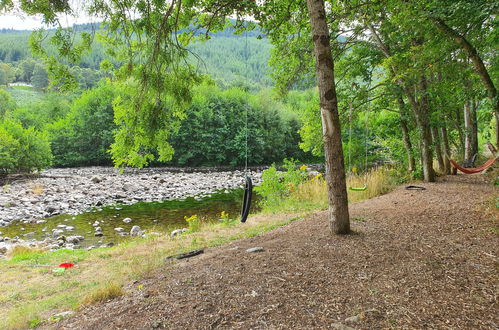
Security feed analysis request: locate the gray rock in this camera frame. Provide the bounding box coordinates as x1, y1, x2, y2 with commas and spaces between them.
345, 315, 361, 323
91, 176, 104, 183
246, 247, 265, 253
114, 227, 124, 232
52, 229, 64, 237
66, 236, 82, 244
94, 232, 104, 237
53, 311, 75, 319
170, 228, 188, 237
130, 225, 142, 237
123, 217, 133, 223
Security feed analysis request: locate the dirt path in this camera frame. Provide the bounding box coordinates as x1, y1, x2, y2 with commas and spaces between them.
55, 174, 498, 329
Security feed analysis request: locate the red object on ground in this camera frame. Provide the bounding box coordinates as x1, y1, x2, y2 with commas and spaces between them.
58, 263, 75, 268
449, 157, 497, 174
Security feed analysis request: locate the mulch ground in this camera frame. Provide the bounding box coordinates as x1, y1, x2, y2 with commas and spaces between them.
54, 174, 498, 329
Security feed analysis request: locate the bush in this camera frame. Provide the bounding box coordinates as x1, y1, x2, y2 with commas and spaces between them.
47, 81, 118, 167
254, 159, 308, 209
0, 119, 52, 174
169, 85, 309, 166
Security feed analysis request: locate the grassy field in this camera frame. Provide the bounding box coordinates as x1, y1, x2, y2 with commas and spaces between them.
6, 86, 43, 107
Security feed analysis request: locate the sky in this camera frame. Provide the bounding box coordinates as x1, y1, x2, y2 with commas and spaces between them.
0, 13, 95, 30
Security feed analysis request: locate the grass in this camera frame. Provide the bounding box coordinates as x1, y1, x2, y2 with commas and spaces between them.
6, 86, 43, 106
81, 282, 124, 305
0, 212, 305, 329
259, 166, 396, 213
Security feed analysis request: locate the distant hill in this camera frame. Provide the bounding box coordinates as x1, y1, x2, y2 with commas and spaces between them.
0, 24, 273, 87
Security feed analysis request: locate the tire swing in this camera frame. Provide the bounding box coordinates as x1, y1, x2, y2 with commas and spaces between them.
241, 174, 252, 223
347, 98, 369, 192
240, 29, 253, 223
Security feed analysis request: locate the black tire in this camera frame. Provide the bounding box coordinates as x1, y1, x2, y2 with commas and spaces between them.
241, 175, 253, 223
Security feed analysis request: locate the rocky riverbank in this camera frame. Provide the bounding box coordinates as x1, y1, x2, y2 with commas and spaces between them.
0, 167, 263, 226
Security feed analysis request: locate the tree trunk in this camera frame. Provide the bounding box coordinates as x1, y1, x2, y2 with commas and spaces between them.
306, 0, 350, 234
463, 100, 478, 165
454, 107, 465, 151
413, 76, 435, 182
432, 18, 499, 147
471, 99, 479, 157
397, 97, 415, 172
440, 125, 451, 174
432, 126, 444, 173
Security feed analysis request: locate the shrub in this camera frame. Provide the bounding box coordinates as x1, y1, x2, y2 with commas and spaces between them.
254, 159, 308, 209
47, 81, 118, 166
0, 119, 52, 174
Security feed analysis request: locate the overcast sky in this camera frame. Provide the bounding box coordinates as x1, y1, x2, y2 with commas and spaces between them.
0, 13, 96, 30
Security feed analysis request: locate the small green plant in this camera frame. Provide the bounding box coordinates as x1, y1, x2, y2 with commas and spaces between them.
28, 316, 42, 328
185, 214, 200, 232
219, 211, 236, 226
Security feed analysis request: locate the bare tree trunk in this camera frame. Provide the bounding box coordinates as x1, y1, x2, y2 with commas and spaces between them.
440, 125, 451, 174
463, 100, 478, 165
306, 0, 350, 234
454, 108, 465, 151
471, 99, 479, 157
397, 96, 415, 172
415, 76, 435, 182
432, 127, 444, 173
432, 18, 499, 147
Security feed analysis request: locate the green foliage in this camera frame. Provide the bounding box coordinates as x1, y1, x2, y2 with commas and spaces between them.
0, 88, 15, 117
254, 159, 308, 209
30, 64, 48, 90
168, 84, 308, 166
9, 92, 72, 129
0, 64, 7, 85
47, 81, 117, 167
0, 118, 52, 174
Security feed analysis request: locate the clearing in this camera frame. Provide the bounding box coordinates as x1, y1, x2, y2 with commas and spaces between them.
54, 174, 497, 329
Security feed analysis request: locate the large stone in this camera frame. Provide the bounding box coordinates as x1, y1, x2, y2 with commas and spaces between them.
246, 247, 265, 253
170, 228, 188, 237
130, 225, 142, 237
123, 217, 133, 223
66, 236, 82, 244
91, 176, 104, 183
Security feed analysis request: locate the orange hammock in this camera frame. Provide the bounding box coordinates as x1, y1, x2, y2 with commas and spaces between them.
449, 157, 497, 174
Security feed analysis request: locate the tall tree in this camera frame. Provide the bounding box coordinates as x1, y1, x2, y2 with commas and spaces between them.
31, 64, 49, 90
306, 0, 350, 234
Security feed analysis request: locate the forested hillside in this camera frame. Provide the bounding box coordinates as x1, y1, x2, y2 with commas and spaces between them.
0, 26, 273, 88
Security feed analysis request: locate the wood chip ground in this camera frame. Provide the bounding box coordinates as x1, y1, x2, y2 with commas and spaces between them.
52, 174, 498, 329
